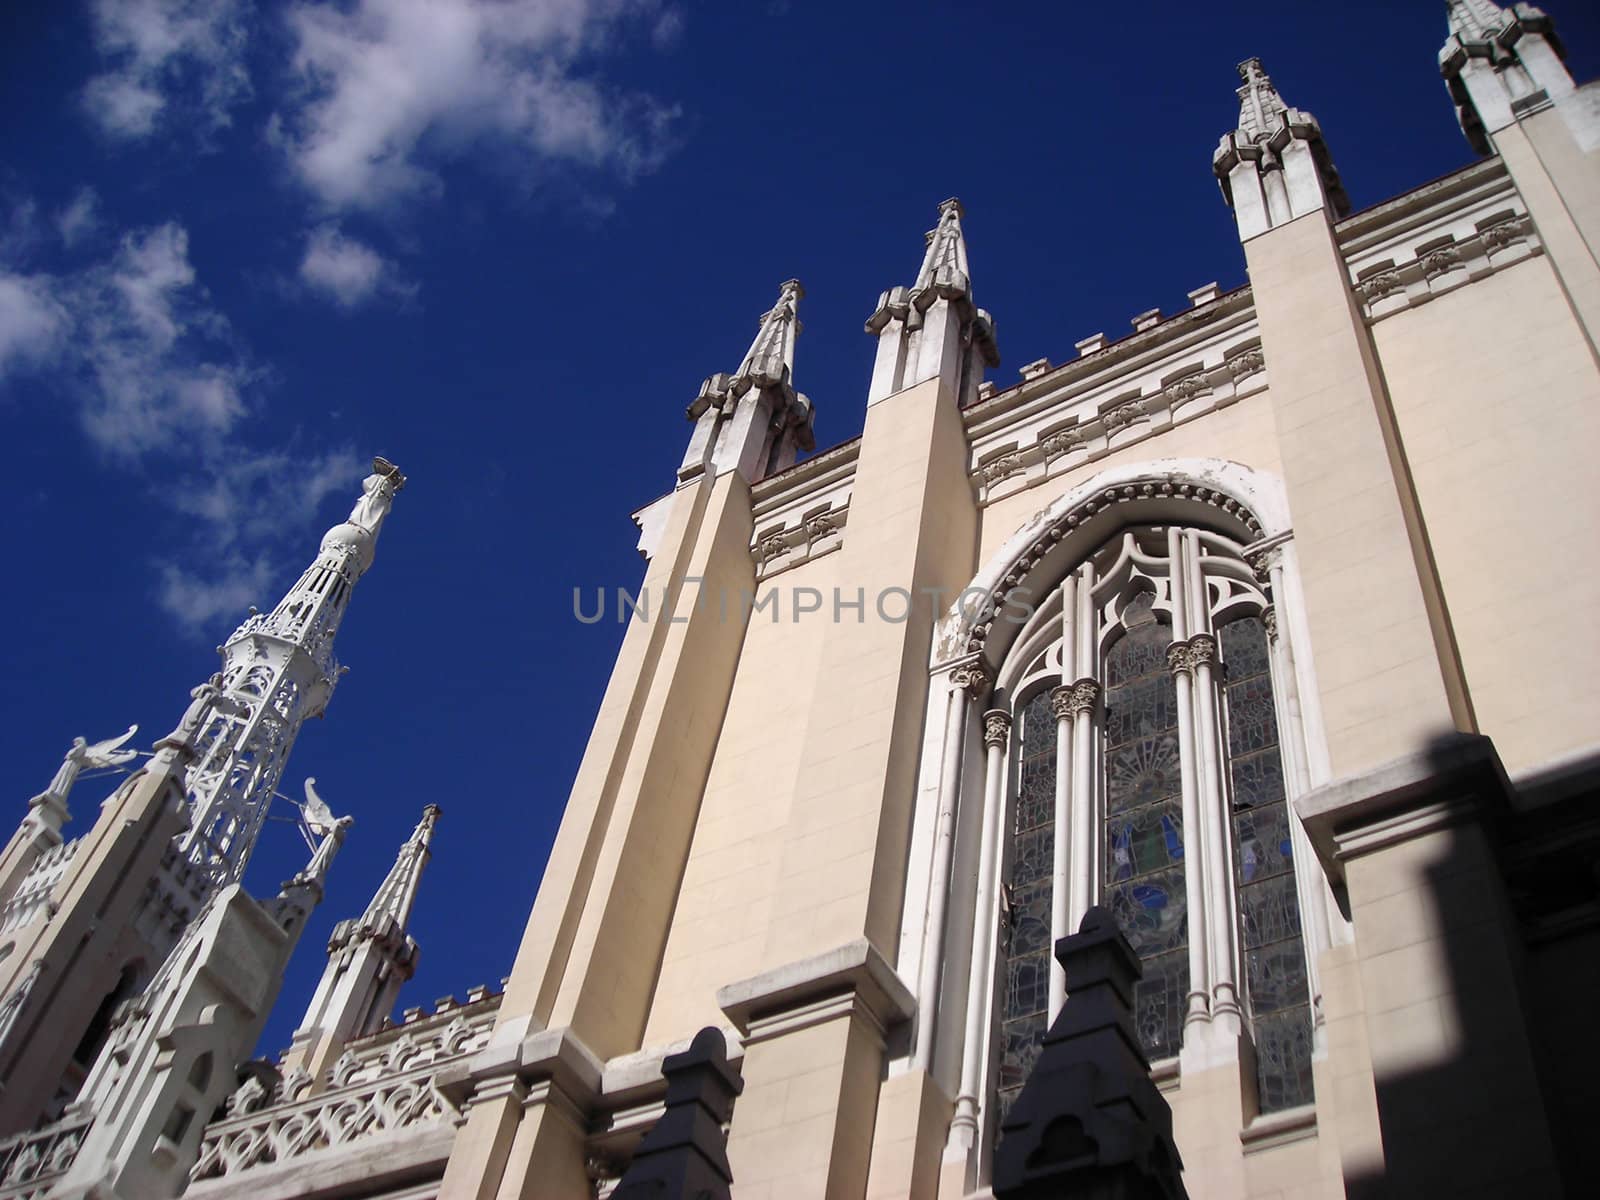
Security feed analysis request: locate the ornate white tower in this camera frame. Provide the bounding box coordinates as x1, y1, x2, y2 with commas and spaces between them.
280, 804, 440, 1086
679, 280, 815, 485
177, 457, 406, 889
0, 459, 404, 1136
865, 198, 999, 406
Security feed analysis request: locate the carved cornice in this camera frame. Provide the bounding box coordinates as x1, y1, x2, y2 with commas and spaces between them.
751, 502, 849, 578
983, 710, 1013, 748
971, 347, 1266, 501
1350, 211, 1539, 323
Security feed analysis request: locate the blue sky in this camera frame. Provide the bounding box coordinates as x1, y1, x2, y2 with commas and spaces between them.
2, 1, 1597, 1055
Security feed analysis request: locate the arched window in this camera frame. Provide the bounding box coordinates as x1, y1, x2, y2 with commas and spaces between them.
948, 511, 1324, 1159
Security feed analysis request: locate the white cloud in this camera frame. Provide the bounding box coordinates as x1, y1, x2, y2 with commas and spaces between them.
157, 553, 277, 628
0, 273, 68, 377
56, 189, 102, 247
298, 224, 411, 308
83, 0, 253, 140
277, 0, 679, 211
67, 222, 253, 457
2, 197, 367, 633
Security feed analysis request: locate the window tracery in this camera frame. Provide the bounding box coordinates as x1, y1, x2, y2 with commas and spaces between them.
972, 516, 1319, 1151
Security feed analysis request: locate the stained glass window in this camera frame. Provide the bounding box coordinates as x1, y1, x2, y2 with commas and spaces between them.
1220, 615, 1314, 1113
1102, 592, 1188, 1060
996, 689, 1057, 1119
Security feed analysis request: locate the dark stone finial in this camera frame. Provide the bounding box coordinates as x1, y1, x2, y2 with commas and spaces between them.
611, 1026, 744, 1200
992, 907, 1188, 1200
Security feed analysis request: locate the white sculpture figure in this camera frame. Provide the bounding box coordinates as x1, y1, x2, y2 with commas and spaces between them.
34, 725, 139, 808
347, 457, 406, 535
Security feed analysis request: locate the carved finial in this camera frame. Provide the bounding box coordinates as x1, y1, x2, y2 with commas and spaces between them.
1235, 57, 1288, 142
914, 199, 971, 299
361, 804, 440, 932
733, 279, 804, 390
1446, 0, 1513, 41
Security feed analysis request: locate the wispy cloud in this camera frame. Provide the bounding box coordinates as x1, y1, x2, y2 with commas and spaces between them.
1, 196, 364, 632
55, 188, 102, 248
82, 0, 253, 141
275, 0, 680, 212
298, 224, 413, 309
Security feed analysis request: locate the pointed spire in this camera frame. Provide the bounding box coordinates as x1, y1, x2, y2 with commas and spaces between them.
1214, 58, 1349, 241
279, 805, 442, 1084
733, 279, 802, 390
679, 281, 815, 485
1234, 57, 1289, 142
1440, 1, 1571, 156
865, 198, 998, 406
361, 803, 438, 932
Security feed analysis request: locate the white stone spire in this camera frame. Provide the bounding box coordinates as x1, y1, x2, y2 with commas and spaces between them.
1214, 58, 1350, 241
175, 458, 405, 891
279, 805, 440, 1085
865, 198, 999, 406
1440, 2, 1580, 155
679, 280, 815, 485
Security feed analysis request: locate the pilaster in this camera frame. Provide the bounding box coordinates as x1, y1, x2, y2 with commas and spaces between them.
1295, 735, 1562, 1195
1216, 60, 1472, 778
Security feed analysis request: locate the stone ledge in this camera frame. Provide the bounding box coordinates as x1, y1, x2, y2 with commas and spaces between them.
1294, 733, 1509, 883
716, 939, 914, 1041
434, 1024, 603, 1112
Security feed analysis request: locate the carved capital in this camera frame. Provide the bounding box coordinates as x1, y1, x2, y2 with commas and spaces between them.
1246, 546, 1281, 584
1048, 684, 1075, 721
1263, 606, 1279, 642
949, 660, 991, 698
1067, 679, 1100, 717
983, 710, 1012, 748
1166, 643, 1192, 677
1188, 634, 1217, 668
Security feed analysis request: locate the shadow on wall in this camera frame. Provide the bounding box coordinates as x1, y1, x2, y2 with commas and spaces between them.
1340, 736, 1599, 1199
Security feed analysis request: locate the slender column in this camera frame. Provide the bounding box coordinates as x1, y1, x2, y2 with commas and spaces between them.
1066, 564, 1098, 928
1046, 578, 1078, 1021
914, 661, 988, 1070
1047, 686, 1073, 1021
1190, 632, 1240, 1022
1167, 530, 1211, 1029
950, 710, 1011, 1143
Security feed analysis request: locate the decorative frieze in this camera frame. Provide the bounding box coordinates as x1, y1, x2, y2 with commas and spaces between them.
1340, 159, 1540, 324
969, 333, 1267, 504
750, 502, 849, 578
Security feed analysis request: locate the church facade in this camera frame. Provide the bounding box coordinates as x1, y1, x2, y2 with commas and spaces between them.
1, 3, 1597, 1198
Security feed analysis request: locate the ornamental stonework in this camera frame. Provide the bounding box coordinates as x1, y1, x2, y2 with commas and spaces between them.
983, 710, 1013, 747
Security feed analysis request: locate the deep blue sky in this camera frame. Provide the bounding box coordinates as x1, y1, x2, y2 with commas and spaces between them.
2, 2, 1597, 1056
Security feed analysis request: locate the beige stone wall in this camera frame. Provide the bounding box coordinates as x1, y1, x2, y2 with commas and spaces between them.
1373, 254, 1600, 774
642, 548, 841, 1046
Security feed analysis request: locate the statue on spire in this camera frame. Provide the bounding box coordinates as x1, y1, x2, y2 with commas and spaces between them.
30, 725, 139, 812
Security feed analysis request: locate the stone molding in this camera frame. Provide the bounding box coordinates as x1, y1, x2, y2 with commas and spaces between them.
970, 339, 1267, 504
953, 475, 1266, 660
752, 503, 848, 578
1293, 733, 1509, 884
716, 939, 915, 1047
1339, 158, 1541, 324
434, 1023, 604, 1123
